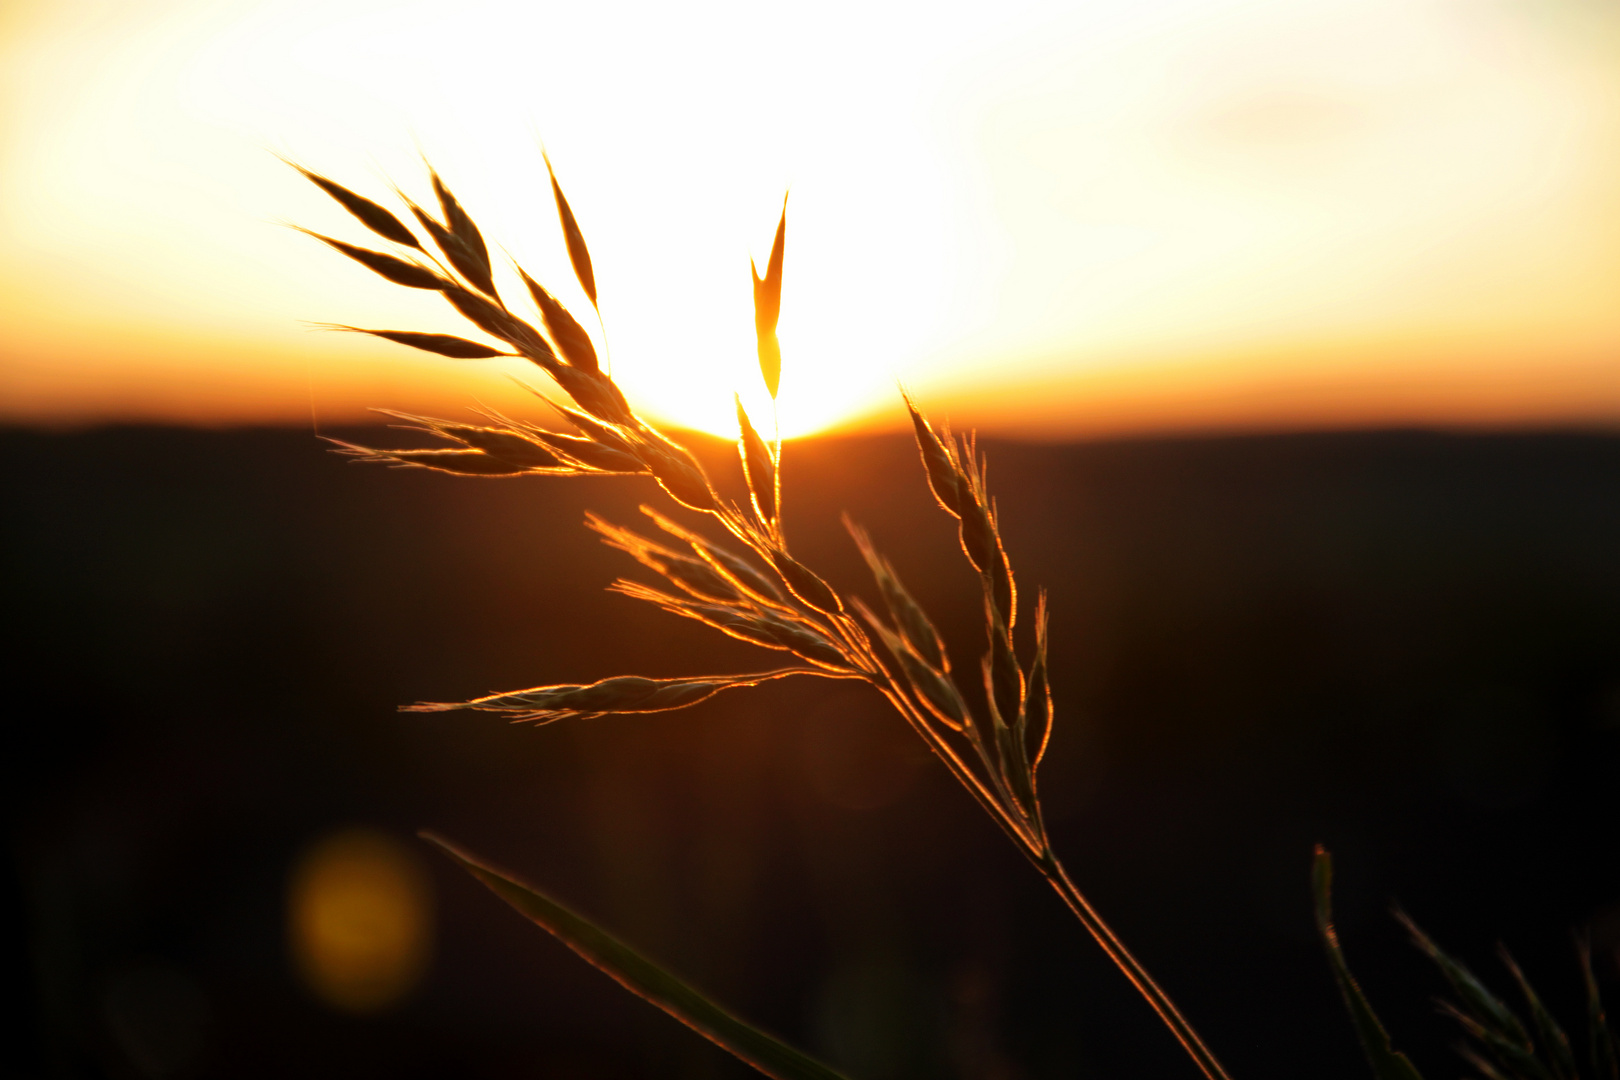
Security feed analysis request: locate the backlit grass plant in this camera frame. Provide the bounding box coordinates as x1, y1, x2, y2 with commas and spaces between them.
295, 157, 1617, 1080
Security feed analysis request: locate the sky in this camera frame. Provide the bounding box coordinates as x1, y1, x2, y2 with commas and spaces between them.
1, 0, 1617, 438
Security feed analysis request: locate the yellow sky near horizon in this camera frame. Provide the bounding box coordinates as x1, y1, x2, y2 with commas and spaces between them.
1, 0, 1618, 439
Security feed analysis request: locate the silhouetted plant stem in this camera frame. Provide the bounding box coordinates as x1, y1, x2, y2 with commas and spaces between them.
1038, 851, 1235, 1080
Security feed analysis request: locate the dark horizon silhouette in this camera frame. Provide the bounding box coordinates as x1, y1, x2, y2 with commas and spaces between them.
7, 423, 1619, 1080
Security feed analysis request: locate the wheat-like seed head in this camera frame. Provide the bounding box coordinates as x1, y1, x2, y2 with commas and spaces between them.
297, 155, 1258, 1080
297, 158, 1057, 857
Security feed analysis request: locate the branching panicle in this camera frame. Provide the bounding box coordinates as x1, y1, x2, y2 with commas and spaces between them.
302, 158, 1235, 1080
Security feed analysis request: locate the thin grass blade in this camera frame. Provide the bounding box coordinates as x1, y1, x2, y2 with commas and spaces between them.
1499, 946, 1577, 1080
1397, 911, 1533, 1052
421, 834, 851, 1080
1313, 848, 1428, 1080
1579, 935, 1620, 1080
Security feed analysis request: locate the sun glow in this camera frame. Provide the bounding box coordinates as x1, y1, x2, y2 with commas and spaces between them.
2, 1, 1618, 437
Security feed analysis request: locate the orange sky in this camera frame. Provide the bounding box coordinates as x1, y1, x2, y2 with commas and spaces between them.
2, 0, 1618, 439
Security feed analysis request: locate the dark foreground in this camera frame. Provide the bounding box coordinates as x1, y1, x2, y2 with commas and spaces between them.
4, 425, 1619, 1080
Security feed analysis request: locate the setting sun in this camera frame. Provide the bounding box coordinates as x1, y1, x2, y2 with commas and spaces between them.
1, 0, 1617, 436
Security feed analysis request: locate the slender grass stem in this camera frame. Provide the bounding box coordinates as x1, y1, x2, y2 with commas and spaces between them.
1034, 851, 1234, 1080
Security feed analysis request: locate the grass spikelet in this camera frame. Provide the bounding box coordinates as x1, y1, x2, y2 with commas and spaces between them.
429, 170, 495, 296
847, 518, 947, 671
640, 507, 787, 605
1024, 593, 1054, 768
853, 597, 966, 731
409, 205, 497, 298
302, 230, 443, 289
587, 514, 744, 603
903, 393, 962, 516
327, 443, 531, 476
518, 267, 599, 374
541, 397, 636, 454
611, 582, 851, 671
532, 432, 645, 473
439, 285, 552, 361
403, 669, 828, 723
445, 427, 566, 471
751, 195, 787, 398
986, 618, 1023, 730
325, 326, 506, 359
638, 439, 717, 512
295, 166, 422, 248
543, 151, 597, 308
736, 396, 777, 524
767, 551, 843, 616
552, 366, 634, 425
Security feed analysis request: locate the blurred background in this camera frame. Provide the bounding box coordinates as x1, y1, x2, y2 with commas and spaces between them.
6, 427, 1619, 1079
3, 1, 1620, 1078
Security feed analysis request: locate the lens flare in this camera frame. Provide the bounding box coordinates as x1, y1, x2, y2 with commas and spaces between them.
287, 827, 433, 1013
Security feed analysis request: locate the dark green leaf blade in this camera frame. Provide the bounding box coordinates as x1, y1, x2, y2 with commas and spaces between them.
1578, 936, 1619, 1080
1499, 946, 1577, 1080
1313, 847, 1428, 1080
421, 833, 852, 1080
1396, 909, 1534, 1057
543, 152, 598, 308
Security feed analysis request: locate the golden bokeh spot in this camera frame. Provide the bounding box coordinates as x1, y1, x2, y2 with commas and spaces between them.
287, 827, 433, 1014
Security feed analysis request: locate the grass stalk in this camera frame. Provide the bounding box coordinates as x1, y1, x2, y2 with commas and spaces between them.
298, 156, 1234, 1079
